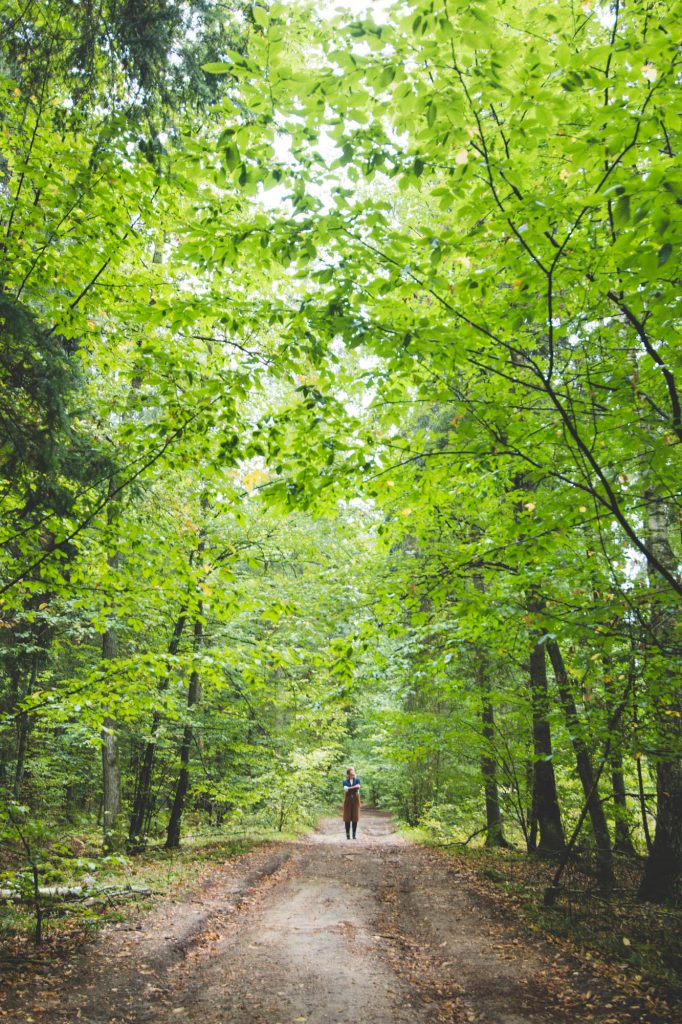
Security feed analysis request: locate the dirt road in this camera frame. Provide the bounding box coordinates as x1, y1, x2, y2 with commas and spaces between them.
1, 811, 664, 1024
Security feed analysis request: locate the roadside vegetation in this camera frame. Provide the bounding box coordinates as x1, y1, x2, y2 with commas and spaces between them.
1, 0, 680, 1005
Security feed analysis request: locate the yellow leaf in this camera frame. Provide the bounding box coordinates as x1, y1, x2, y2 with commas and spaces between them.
641, 63, 657, 82
244, 468, 269, 492
622, 936, 631, 946
400, 507, 412, 517
579, 505, 587, 513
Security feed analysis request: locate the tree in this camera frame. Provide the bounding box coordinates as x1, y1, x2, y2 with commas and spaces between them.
214, 0, 680, 900
2, 0, 681, 930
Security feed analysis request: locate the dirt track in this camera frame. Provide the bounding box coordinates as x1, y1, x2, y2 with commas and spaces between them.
0, 811, 666, 1024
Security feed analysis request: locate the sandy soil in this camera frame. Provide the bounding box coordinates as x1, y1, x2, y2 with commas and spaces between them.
0, 811, 668, 1024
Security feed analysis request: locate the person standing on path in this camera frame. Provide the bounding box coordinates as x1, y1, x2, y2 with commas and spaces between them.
343, 766, 361, 839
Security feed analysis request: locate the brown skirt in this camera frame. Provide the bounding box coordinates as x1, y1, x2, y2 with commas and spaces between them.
343, 791, 360, 824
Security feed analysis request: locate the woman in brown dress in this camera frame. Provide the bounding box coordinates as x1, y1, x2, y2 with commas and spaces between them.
342, 766, 361, 839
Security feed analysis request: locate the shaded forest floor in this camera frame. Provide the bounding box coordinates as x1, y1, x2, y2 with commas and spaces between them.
0, 811, 677, 1024
439, 838, 682, 1013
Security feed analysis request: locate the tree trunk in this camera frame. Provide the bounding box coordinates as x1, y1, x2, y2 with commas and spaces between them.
101, 477, 121, 854
101, 617, 121, 853
127, 732, 157, 851
611, 754, 637, 856
165, 614, 203, 850
603, 660, 637, 857
639, 492, 682, 903
102, 716, 121, 852
546, 639, 613, 892
12, 652, 38, 800
529, 639, 564, 856
471, 575, 509, 848
128, 610, 187, 850
526, 757, 538, 852
639, 760, 682, 903
636, 753, 653, 854
480, 680, 509, 848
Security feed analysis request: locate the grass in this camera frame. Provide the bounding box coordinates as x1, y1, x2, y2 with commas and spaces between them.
0, 814, 315, 950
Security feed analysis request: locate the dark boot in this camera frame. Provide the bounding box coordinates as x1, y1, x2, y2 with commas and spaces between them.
345, 823, 350, 839
352, 823, 357, 839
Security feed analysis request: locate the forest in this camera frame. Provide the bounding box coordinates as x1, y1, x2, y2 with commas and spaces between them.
0, 0, 680, 1012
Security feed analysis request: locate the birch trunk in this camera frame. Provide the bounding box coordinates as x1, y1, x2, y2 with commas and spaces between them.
638, 492, 682, 903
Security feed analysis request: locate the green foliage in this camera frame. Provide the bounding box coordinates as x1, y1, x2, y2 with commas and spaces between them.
1, 0, 681, 940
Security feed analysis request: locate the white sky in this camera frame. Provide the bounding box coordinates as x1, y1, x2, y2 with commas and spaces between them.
259, 0, 398, 209
319, 0, 395, 21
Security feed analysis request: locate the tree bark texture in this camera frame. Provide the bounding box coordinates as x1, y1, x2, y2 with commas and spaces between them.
546, 639, 613, 892
602, 664, 637, 857
128, 610, 187, 850
639, 492, 682, 903
611, 754, 636, 856
471, 577, 509, 848
101, 714, 121, 853
636, 753, 653, 854
479, 676, 509, 848
101, 478, 121, 853
165, 613, 203, 850
529, 640, 564, 857
12, 652, 38, 800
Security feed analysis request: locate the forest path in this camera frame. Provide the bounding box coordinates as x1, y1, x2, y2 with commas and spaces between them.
1, 811, 655, 1024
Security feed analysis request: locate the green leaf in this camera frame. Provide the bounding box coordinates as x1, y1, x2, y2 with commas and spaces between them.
613, 194, 630, 228
252, 5, 269, 28
379, 65, 396, 89
202, 62, 233, 74
657, 243, 672, 266
223, 143, 241, 170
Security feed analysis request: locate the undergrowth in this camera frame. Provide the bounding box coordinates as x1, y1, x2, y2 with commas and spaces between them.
0, 814, 313, 952
411, 828, 682, 1009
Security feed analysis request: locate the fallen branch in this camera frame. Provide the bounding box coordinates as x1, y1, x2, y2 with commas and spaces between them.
0, 883, 153, 904
430, 825, 490, 847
